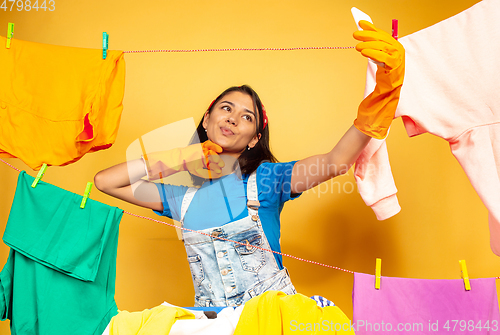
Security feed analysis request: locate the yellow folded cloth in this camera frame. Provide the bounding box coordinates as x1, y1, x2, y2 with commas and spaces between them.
109, 305, 195, 335
234, 291, 355, 334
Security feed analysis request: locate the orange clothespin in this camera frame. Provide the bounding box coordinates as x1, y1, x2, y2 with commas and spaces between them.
392, 19, 399, 40
31, 163, 48, 188
375, 258, 382, 289
80, 182, 93, 209
6, 23, 14, 48
459, 260, 471, 291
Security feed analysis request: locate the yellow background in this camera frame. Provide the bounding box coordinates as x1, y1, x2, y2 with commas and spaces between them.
1, 0, 497, 332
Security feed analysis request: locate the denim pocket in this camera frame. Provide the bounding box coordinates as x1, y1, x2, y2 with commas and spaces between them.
234, 234, 266, 272
187, 254, 205, 286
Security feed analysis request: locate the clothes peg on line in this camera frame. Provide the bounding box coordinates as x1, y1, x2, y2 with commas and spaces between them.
31, 163, 48, 188
459, 260, 471, 291
375, 258, 382, 289
80, 182, 93, 209
102, 32, 108, 59
392, 19, 399, 40
6, 23, 14, 49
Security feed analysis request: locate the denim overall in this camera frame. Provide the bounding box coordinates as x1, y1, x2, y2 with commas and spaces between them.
180, 171, 296, 307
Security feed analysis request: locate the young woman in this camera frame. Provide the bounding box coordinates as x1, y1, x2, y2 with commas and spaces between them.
94, 21, 404, 307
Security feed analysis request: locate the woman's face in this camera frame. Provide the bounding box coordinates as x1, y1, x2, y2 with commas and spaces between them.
203, 91, 261, 157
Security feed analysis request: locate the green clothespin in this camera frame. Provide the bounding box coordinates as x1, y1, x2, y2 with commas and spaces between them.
80, 182, 93, 209
102, 32, 108, 59
6, 23, 14, 49
31, 163, 48, 188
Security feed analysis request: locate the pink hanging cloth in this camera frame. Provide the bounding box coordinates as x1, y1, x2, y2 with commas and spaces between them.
354, 0, 500, 255
352, 272, 500, 334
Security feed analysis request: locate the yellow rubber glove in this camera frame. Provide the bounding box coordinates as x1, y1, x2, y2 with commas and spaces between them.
142, 140, 225, 180
353, 20, 405, 139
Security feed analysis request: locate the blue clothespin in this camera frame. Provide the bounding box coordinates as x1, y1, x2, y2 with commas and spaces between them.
31, 163, 48, 188
80, 182, 93, 209
102, 32, 108, 59
6, 23, 14, 49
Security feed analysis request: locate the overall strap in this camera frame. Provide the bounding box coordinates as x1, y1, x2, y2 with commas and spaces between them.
180, 187, 199, 224
181, 171, 260, 224
246, 171, 260, 217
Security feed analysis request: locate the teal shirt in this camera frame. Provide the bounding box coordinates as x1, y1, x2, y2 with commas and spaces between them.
0, 171, 123, 335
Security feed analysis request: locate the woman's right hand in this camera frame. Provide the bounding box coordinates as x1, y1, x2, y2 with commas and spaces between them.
186, 140, 225, 179
144, 140, 225, 180
94, 140, 226, 212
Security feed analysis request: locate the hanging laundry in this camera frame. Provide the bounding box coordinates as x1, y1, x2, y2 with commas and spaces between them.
0, 171, 123, 335
0, 36, 125, 170
352, 272, 500, 335
233, 290, 355, 334
354, 137, 400, 220
354, 0, 500, 255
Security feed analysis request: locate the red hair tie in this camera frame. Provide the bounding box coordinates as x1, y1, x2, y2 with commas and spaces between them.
208, 99, 268, 130
261, 105, 268, 129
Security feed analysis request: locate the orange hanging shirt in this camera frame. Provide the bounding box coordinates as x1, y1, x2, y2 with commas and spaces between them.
0, 36, 126, 170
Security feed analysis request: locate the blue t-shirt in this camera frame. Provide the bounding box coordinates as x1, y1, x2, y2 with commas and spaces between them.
153, 161, 302, 269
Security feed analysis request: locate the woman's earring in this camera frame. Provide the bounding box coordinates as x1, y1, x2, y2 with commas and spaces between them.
205, 129, 207, 132
247, 146, 251, 151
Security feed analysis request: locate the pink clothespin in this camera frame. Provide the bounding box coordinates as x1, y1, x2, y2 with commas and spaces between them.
392, 19, 399, 40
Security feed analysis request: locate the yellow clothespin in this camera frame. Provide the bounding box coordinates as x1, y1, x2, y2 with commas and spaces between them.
375, 258, 382, 289
6, 23, 14, 49
459, 260, 471, 291
31, 163, 48, 188
102, 32, 108, 60
80, 182, 93, 209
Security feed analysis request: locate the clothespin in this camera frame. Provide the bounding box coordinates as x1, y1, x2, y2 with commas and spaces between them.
80, 182, 93, 209
375, 258, 382, 289
6, 23, 14, 49
31, 163, 48, 188
392, 19, 399, 40
459, 260, 471, 291
102, 32, 108, 60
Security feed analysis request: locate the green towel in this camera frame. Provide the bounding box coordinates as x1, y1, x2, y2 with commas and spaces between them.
1, 171, 123, 335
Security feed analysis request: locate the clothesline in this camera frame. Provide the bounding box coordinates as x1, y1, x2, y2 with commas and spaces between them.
1, 158, 498, 280
123, 46, 355, 54
124, 210, 354, 274
0, 158, 353, 274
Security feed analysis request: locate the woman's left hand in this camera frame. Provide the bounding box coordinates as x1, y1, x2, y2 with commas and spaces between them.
352, 20, 405, 140
353, 20, 404, 71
